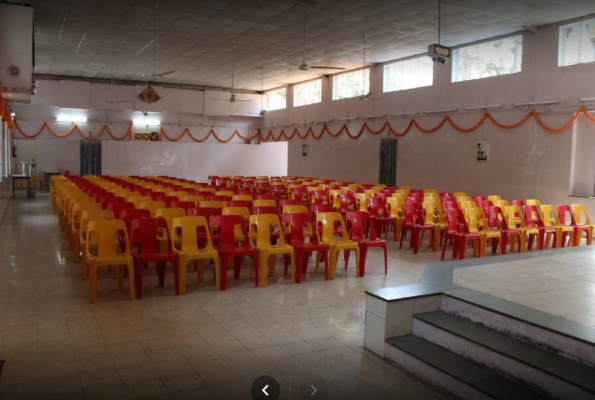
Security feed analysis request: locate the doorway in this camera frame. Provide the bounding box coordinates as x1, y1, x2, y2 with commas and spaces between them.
379, 138, 397, 186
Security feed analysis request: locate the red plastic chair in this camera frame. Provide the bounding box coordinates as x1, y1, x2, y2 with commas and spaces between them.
271, 184, 287, 199
167, 201, 194, 214
345, 211, 387, 276
556, 204, 590, 246
309, 190, 327, 205
510, 199, 525, 207
289, 186, 307, 203
251, 206, 279, 215
366, 197, 397, 240
130, 218, 179, 299
278, 199, 298, 215
472, 195, 487, 204
441, 208, 483, 260
487, 206, 523, 254
106, 201, 134, 216
309, 204, 333, 222
257, 182, 271, 194
282, 213, 328, 282
399, 202, 435, 254
227, 200, 252, 209
211, 215, 258, 290
522, 205, 558, 250
337, 194, 356, 217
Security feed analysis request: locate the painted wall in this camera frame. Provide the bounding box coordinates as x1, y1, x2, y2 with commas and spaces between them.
263, 14, 595, 214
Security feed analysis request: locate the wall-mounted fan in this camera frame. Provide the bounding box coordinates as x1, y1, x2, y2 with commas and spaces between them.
214, 45, 251, 103
293, 2, 345, 72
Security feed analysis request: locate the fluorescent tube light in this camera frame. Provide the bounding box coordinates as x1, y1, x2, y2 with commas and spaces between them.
579, 97, 595, 102
94, 119, 129, 123
337, 117, 359, 122
423, 108, 458, 115
511, 100, 560, 107
390, 111, 419, 117
199, 123, 226, 127
363, 114, 388, 120
464, 104, 504, 111
57, 115, 88, 123
132, 118, 160, 125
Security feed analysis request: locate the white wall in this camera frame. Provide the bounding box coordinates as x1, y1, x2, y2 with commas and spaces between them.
102, 141, 287, 182
263, 14, 595, 214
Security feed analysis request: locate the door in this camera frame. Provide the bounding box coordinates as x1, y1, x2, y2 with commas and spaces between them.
80, 141, 102, 176
379, 139, 397, 186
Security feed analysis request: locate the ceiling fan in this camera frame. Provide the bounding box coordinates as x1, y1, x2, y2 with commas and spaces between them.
294, 2, 345, 72
96, 53, 133, 108
215, 45, 251, 103
146, 3, 175, 79
259, 67, 266, 115
358, 35, 378, 101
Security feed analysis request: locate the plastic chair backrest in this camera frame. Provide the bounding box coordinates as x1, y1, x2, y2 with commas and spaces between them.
402, 202, 422, 225
138, 201, 167, 218
168, 201, 194, 214
510, 199, 525, 207
156, 208, 186, 234
556, 204, 576, 226
232, 195, 253, 204
453, 192, 467, 198
253, 199, 277, 208
181, 195, 204, 207
87, 219, 130, 257
131, 218, 171, 253
317, 212, 349, 242
251, 206, 279, 215
523, 205, 544, 228
472, 195, 487, 204
540, 205, 561, 227
282, 205, 308, 215
386, 197, 403, 218
106, 201, 134, 215
495, 200, 510, 209
526, 199, 541, 206
445, 208, 470, 234
346, 211, 379, 241
571, 204, 592, 225
249, 214, 288, 247
173, 216, 213, 251
283, 212, 319, 245
118, 208, 151, 232
460, 200, 477, 210
199, 201, 224, 208
504, 205, 525, 228
223, 206, 250, 218
466, 207, 486, 232
212, 215, 249, 248
488, 206, 510, 230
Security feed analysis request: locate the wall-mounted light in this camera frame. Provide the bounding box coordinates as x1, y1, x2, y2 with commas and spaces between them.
579, 97, 595, 103
57, 115, 88, 123
93, 119, 130, 123
317, 119, 333, 124
464, 104, 504, 111
424, 108, 458, 115
10, 112, 16, 118
132, 118, 160, 125
390, 111, 419, 117
363, 114, 388, 120
337, 117, 359, 122
199, 123, 226, 128
511, 100, 560, 107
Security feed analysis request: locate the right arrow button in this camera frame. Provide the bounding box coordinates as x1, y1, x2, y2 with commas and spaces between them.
299, 376, 328, 399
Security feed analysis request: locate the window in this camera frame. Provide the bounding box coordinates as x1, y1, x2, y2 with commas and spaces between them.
452, 35, 523, 83
383, 56, 433, 92
332, 69, 369, 100
559, 17, 595, 67
265, 88, 286, 111
293, 79, 321, 107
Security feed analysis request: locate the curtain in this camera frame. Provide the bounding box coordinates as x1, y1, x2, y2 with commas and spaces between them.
80, 141, 101, 176
379, 139, 397, 186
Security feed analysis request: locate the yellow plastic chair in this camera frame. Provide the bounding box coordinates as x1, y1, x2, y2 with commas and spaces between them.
62, 195, 95, 234
356, 193, 370, 211
456, 196, 472, 207
128, 195, 152, 209
138, 201, 167, 217
155, 207, 186, 250
249, 214, 295, 287
526, 199, 541, 206
85, 219, 135, 303
282, 205, 308, 215
504, 205, 532, 252
386, 197, 404, 242
69, 202, 102, 251
487, 195, 501, 203
199, 200, 224, 209
460, 200, 478, 210
181, 195, 204, 207
232, 194, 253, 204
173, 216, 220, 294
253, 199, 277, 208
571, 204, 595, 245
59, 192, 90, 229
453, 191, 467, 198
316, 212, 359, 279
215, 191, 234, 199
541, 205, 574, 248
222, 206, 251, 240
495, 199, 510, 209
467, 207, 502, 256
419, 202, 444, 252
77, 209, 116, 267
328, 190, 343, 211
167, 191, 189, 200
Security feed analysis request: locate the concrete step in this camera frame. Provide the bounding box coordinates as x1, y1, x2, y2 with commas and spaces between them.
386, 335, 549, 400
414, 311, 595, 400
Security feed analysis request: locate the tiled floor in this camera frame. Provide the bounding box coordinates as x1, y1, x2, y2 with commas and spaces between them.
0, 193, 453, 400
453, 250, 595, 328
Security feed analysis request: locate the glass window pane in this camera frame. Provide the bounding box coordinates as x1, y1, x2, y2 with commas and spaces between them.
383, 57, 433, 92
452, 35, 523, 83
293, 80, 322, 107
559, 18, 595, 67
332, 69, 370, 100
265, 88, 286, 111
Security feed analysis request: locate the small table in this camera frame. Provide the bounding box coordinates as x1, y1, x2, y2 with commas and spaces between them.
45, 171, 61, 191
11, 175, 30, 197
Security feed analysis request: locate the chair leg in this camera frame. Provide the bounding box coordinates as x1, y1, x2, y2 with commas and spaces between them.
359, 244, 368, 277
213, 257, 221, 291
178, 257, 187, 294
220, 256, 228, 291
89, 264, 97, 303
127, 262, 136, 300
259, 253, 268, 287
135, 260, 144, 299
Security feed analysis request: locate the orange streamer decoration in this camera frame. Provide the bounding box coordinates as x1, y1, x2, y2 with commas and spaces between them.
12, 107, 595, 143
0, 93, 15, 132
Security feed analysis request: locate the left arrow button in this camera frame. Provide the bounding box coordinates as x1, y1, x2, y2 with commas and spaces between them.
251, 376, 280, 400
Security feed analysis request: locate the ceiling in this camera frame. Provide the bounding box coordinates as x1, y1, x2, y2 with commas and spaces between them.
16, 0, 595, 91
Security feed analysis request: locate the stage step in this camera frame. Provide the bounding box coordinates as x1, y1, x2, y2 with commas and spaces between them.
413, 311, 595, 399
386, 335, 549, 400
